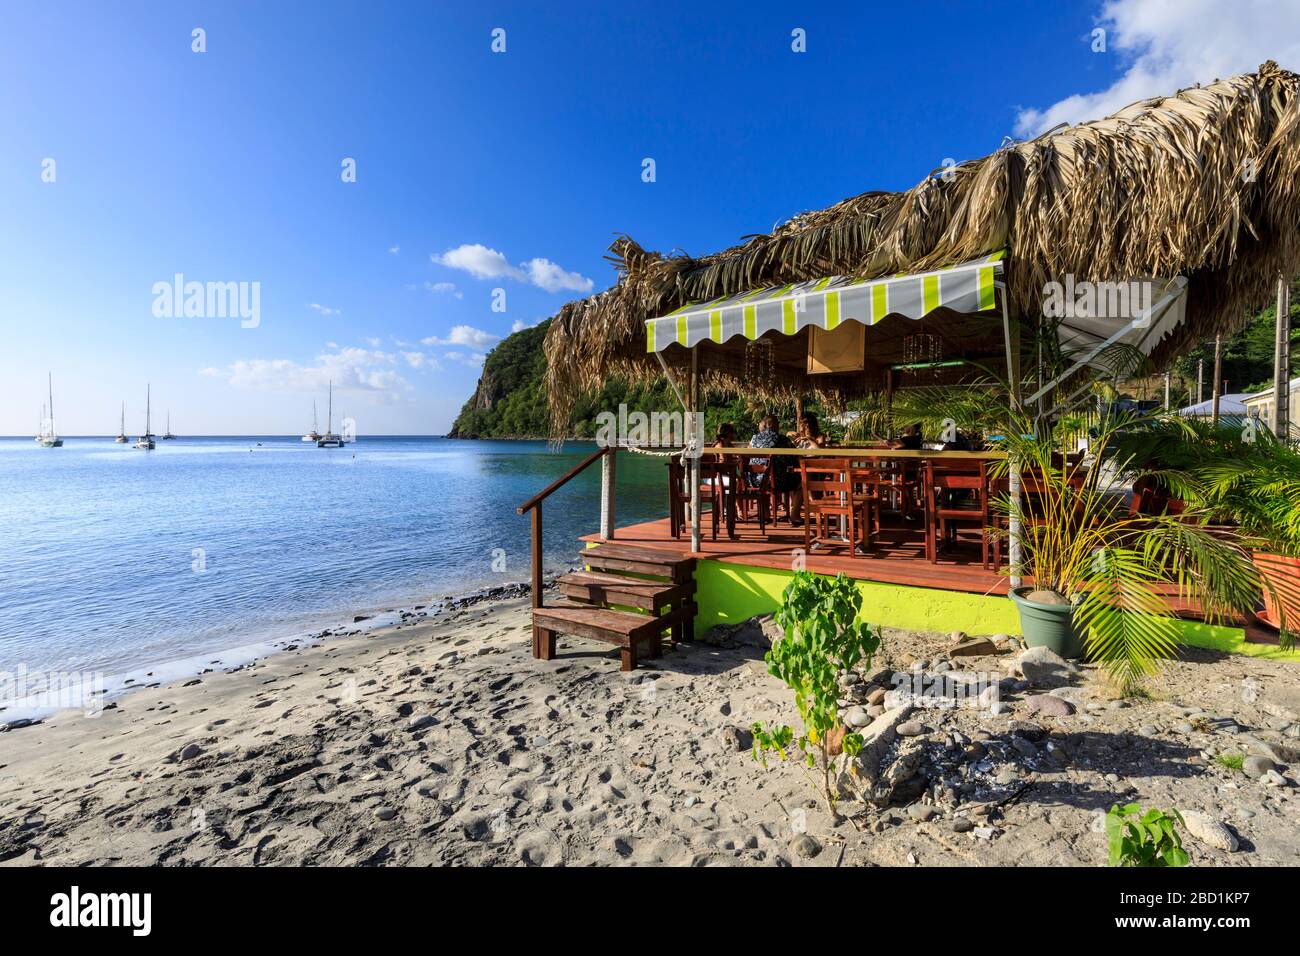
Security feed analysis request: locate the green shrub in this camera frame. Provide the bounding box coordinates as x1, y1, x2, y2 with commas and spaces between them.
1105, 803, 1189, 867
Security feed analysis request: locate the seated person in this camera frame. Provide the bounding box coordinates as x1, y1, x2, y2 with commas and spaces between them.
887, 422, 923, 450
749, 414, 804, 524
794, 412, 830, 449
711, 423, 737, 448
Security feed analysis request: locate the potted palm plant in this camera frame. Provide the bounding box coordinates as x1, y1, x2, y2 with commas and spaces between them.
1112, 417, 1300, 645
990, 412, 1261, 689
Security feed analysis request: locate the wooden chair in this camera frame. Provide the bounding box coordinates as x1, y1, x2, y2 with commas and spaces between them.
801, 458, 873, 558
668, 458, 736, 541
733, 457, 771, 535
924, 459, 989, 564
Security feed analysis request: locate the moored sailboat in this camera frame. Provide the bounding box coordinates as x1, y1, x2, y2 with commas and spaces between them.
162, 411, 176, 440
135, 385, 156, 450
317, 382, 344, 447
301, 400, 321, 442
115, 402, 127, 442
37, 373, 63, 447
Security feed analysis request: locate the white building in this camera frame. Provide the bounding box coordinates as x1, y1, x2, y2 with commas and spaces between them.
1242, 375, 1300, 437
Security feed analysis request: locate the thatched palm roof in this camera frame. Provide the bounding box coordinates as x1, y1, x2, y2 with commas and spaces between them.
545, 61, 1300, 434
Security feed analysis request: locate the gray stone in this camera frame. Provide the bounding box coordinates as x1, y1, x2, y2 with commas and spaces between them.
908, 804, 939, 822
1021, 694, 1075, 718
1242, 754, 1280, 780
951, 816, 975, 833
844, 706, 872, 729
1181, 811, 1238, 852
896, 720, 927, 737
947, 635, 1000, 657
851, 704, 915, 785
791, 834, 821, 859
407, 714, 435, 731
866, 687, 887, 706
1261, 769, 1288, 787
1010, 737, 1038, 758
1009, 645, 1080, 686
721, 725, 754, 752
375, 806, 397, 821
179, 743, 203, 761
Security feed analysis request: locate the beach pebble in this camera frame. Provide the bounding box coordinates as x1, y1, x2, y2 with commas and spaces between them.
1181, 811, 1238, 852
407, 714, 435, 731
951, 816, 975, 833
1021, 694, 1075, 718
791, 834, 822, 859
908, 804, 938, 823
896, 720, 927, 737
179, 743, 203, 761
844, 706, 872, 729
375, 806, 397, 821
1242, 754, 1281, 780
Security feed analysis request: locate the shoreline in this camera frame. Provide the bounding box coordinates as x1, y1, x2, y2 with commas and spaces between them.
0, 578, 545, 727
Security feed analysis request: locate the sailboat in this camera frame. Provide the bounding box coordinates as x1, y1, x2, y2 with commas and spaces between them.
34, 405, 43, 442
115, 402, 127, 442
301, 400, 321, 442
135, 385, 156, 450
162, 411, 176, 440
317, 381, 344, 447
37, 373, 63, 447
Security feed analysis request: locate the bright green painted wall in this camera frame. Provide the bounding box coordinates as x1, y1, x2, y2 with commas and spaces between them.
690, 558, 1297, 661
692, 559, 1021, 637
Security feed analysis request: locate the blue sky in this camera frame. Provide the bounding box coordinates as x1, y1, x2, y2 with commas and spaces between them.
2, 0, 1295, 434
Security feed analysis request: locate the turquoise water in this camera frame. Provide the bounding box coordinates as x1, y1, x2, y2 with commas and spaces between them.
0, 437, 665, 676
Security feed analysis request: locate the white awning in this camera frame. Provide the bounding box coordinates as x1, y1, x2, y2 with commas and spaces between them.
644, 252, 1005, 353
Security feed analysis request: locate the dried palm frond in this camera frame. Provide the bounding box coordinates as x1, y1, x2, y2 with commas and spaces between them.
545, 61, 1300, 437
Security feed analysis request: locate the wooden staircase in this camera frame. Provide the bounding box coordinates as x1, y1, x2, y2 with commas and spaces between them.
533, 543, 696, 671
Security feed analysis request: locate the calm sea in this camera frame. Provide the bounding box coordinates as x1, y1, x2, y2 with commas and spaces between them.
0, 436, 665, 678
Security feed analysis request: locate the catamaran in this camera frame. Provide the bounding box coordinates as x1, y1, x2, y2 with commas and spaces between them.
115, 402, 127, 442
162, 411, 176, 440
37, 373, 63, 447
135, 385, 156, 450
301, 400, 321, 442
317, 381, 344, 447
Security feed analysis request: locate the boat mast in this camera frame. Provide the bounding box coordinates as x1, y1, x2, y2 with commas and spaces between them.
313, 399, 318, 432
146, 384, 151, 435
48, 372, 55, 437
121, 402, 125, 435
327, 381, 333, 435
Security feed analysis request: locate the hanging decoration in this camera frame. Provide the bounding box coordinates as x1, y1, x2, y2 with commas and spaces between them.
743, 339, 777, 392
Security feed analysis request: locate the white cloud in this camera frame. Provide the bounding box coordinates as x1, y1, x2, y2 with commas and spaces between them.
363, 336, 383, 347
443, 350, 487, 368
218, 347, 410, 398
432, 243, 593, 293
420, 324, 501, 348
424, 281, 464, 299
389, 245, 400, 254
521, 257, 594, 293
511, 319, 529, 333
433, 243, 525, 281
309, 303, 341, 316
1015, 0, 1300, 137
401, 351, 440, 370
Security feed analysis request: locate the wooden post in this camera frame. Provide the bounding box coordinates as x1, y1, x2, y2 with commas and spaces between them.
1197, 357, 1204, 404
1274, 276, 1291, 439
1000, 289, 1023, 589
529, 505, 543, 656
689, 349, 701, 554
1211, 333, 1224, 427
1163, 370, 1171, 411
599, 448, 616, 540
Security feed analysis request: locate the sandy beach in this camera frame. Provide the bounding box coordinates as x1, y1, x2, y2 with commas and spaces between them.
1, 590, 1298, 867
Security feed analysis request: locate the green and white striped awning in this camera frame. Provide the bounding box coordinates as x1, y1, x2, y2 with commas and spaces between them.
645, 251, 1005, 353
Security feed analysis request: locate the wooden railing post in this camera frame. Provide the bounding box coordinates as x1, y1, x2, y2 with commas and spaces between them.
600, 448, 617, 540
530, 505, 542, 610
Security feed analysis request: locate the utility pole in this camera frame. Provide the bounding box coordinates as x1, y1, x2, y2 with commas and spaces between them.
1211, 333, 1224, 427
1274, 275, 1292, 439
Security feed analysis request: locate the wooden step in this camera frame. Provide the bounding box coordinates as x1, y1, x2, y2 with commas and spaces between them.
580, 542, 695, 581
532, 599, 697, 671
556, 570, 695, 612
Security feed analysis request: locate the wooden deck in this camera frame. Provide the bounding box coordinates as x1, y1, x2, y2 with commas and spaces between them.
582, 513, 1010, 597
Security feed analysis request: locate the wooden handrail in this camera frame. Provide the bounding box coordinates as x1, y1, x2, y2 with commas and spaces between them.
517, 446, 612, 622
516, 446, 609, 515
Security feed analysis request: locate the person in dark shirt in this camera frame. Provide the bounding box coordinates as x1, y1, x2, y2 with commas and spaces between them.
749, 414, 804, 525
888, 422, 923, 450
